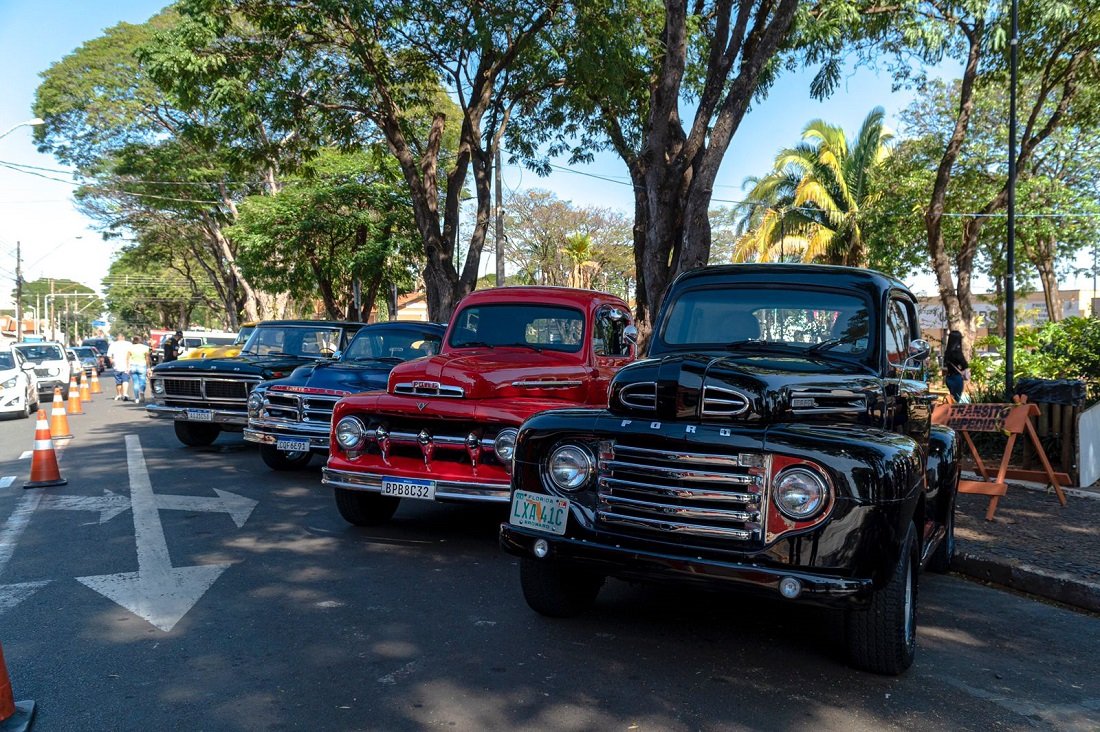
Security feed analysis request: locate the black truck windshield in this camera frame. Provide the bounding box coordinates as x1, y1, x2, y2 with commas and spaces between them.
449, 304, 585, 353
242, 326, 344, 358
660, 287, 872, 357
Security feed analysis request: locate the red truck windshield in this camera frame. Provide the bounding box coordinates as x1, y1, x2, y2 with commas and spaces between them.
448, 304, 586, 354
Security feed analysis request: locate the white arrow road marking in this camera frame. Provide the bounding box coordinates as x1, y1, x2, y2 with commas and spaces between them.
0, 490, 51, 615
0, 477, 14, 489
18, 451, 31, 460
42, 489, 131, 524
77, 434, 231, 632
155, 489, 257, 528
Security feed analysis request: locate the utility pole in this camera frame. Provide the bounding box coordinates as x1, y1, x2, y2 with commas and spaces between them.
1004, 0, 1018, 398
495, 146, 505, 287
13, 241, 22, 343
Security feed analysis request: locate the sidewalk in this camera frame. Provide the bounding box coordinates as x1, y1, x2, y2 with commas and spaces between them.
953, 477, 1100, 613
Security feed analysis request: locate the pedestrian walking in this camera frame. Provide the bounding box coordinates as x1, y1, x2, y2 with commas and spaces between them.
128, 336, 152, 404
943, 330, 970, 402
106, 332, 132, 401
162, 330, 183, 362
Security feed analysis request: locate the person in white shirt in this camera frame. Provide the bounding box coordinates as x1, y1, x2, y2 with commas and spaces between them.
106, 333, 132, 401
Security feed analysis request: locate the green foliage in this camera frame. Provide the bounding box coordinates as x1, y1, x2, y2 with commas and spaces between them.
971, 318, 1100, 403
228, 149, 420, 319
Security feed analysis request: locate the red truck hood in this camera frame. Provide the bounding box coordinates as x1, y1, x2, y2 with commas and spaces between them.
387, 348, 591, 401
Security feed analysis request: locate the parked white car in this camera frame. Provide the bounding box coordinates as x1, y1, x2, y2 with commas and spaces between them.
0, 348, 39, 419
12, 342, 72, 400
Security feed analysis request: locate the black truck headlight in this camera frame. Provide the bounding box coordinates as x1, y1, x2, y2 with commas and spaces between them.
335, 416, 366, 450
247, 390, 264, 417
546, 444, 594, 492
774, 467, 828, 520
494, 428, 518, 462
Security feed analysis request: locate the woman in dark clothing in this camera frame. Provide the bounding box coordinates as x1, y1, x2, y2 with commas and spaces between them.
943, 330, 969, 401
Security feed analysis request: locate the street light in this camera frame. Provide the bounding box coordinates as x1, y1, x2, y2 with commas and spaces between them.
0, 118, 44, 141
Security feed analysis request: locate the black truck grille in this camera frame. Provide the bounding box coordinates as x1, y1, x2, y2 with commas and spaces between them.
163, 379, 202, 398
596, 442, 766, 542
161, 376, 259, 406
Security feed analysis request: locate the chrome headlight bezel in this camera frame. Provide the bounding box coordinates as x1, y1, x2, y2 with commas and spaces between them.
335, 416, 366, 450
773, 466, 829, 520
152, 378, 165, 395
494, 428, 519, 463
246, 390, 265, 417
545, 444, 595, 493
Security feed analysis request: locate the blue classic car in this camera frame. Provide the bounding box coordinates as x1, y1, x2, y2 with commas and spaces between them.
244, 321, 446, 470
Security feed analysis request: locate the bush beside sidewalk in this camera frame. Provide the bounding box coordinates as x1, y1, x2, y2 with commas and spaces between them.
953, 477, 1100, 613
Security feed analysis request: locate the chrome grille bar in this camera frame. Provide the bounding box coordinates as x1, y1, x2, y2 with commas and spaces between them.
597, 476, 758, 504
596, 511, 755, 541
599, 494, 759, 522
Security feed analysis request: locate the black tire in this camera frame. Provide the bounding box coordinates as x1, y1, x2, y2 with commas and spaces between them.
259, 444, 313, 471
174, 421, 221, 447
520, 558, 604, 618
928, 495, 956, 574
846, 524, 918, 675
334, 488, 400, 526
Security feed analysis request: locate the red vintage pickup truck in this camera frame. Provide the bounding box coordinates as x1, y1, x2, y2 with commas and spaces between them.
323, 286, 635, 525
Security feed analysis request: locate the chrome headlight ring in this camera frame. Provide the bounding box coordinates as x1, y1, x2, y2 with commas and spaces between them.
773, 466, 829, 520
335, 416, 367, 450
494, 428, 519, 462
545, 443, 595, 493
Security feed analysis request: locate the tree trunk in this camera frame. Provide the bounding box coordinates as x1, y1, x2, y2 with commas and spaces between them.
1033, 235, 1062, 322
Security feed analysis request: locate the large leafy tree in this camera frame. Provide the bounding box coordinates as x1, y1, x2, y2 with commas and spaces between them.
229, 149, 422, 321
733, 107, 893, 266
102, 245, 221, 333
161, 0, 559, 322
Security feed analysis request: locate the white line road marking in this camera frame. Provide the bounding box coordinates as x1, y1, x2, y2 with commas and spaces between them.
76, 434, 232, 632
0, 490, 51, 615
0, 477, 14, 489
42, 490, 130, 524
155, 489, 257, 528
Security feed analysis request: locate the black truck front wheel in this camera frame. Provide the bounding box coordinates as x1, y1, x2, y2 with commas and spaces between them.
174, 421, 221, 447
846, 524, 918, 675
259, 444, 313, 471
334, 488, 400, 526
520, 557, 604, 618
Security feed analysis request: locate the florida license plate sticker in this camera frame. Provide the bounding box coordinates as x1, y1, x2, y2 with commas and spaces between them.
276, 439, 310, 453
381, 477, 436, 500
185, 409, 214, 422
510, 491, 569, 536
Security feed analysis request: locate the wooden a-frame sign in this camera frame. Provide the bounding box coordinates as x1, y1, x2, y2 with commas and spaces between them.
931, 399, 1069, 521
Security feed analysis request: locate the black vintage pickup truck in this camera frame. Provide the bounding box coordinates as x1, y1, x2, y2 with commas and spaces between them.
499, 264, 959, 675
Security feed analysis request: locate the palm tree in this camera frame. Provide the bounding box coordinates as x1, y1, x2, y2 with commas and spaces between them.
733, 107, 893, 267
562, 233, 601, 289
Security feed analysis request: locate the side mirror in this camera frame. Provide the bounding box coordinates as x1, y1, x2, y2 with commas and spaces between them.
901, 338, 931, 371
623, 324, 638, 347
332, 350, 343, 360
22, 362, 35, 372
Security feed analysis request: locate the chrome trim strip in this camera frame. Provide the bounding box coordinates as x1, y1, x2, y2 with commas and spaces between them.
599, 494, 759, 522
700, 385, 750, 416
618, 381, 657, 411
601, 459, 756, 485
511, 380, 584, 388
611, 443, 746, 468
596, 511, 755, 540
321, 468, 510, 503
597, 476, 758, 503
245, 417, 331, 436
393, 382, 465, 398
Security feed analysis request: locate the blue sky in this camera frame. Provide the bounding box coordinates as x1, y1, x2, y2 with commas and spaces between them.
0, 1, 951, 310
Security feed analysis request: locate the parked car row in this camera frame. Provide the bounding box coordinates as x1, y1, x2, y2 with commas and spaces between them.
145, 265, 960, 676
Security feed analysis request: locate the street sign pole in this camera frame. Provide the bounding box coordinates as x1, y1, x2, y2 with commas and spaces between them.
1005, 0, 1019, 398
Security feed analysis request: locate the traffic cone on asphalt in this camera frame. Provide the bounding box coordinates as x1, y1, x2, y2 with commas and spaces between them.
48, 388, 72, 441
89, 369, 102, 394
66, 375, 83, 416
23, 410, 66, 489
79, 375, 91, 404
0, 642, 35, 732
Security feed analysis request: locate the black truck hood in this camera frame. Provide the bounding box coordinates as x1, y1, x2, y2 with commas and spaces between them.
260, 359, 395, 395
150, 354, 319, 380
609, 353, 884, 424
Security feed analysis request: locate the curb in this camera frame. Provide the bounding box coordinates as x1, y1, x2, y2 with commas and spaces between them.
953, 550, 1100, 614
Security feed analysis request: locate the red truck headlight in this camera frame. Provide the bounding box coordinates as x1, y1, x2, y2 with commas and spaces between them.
334, 416, 367, 450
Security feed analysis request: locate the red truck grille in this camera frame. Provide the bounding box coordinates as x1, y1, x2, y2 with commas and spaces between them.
596, 442, 766, 542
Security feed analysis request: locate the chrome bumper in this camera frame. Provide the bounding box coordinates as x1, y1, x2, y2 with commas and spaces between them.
244, 421, 331, 450
321, 467, 511, 504
145, 402, 249, 426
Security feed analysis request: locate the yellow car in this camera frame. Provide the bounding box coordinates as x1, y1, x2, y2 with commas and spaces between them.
179, 323, 258, 360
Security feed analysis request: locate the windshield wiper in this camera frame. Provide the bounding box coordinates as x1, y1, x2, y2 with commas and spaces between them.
500, 342, 543, 353
723, 339, 808, 355
454, 341, 495, 349
348, 356, 403, 363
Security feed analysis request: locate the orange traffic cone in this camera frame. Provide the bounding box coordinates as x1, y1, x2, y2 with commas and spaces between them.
24, 410, 66, 488
90, 369, 102, 394
66, 375, 83, 416
0, 642, 35, 732
79, 374, 92, 403
48, 387, 72, 440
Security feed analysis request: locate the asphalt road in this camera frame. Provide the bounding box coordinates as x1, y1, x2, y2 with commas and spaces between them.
0, 384, 1097, 731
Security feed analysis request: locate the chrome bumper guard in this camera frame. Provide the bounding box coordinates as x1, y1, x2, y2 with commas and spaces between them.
322, 467, 511, 504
